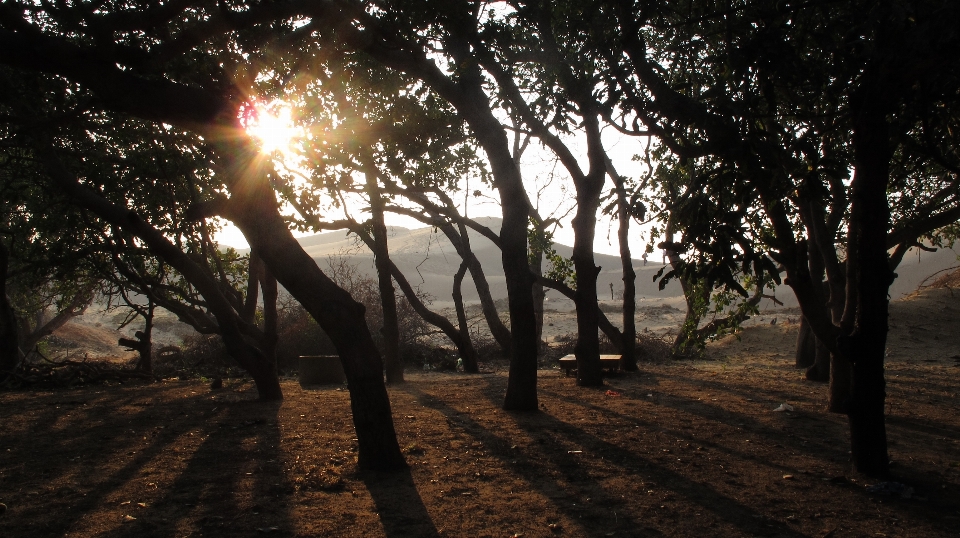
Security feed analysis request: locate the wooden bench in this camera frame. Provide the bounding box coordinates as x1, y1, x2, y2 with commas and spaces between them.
557, 354, 622, 377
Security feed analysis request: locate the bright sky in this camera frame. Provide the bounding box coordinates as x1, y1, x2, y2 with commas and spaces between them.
219, 102, 656, 259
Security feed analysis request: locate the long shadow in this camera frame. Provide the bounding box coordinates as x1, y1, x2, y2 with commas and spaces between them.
476, 381, 809, 537
586, 370, 848, 452
0, 383, 290, 538
538, 383, 849, 467
300, 384, 439, 536
401, 384, 655, 537
885, 414, 960, 440
99, 398, 288, 537
360, 468, 441, 538
534, 375, 960, 535
409, 378, 814, 538
0, 384, 213, 536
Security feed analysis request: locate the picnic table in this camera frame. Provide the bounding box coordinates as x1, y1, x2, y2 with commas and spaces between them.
557, 354, 622, 377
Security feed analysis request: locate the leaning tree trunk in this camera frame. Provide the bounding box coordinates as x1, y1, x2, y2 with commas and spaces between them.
221, 148, 405, 469
367, 173, 403, 384
0, 242, 19, 382
18, 294, 90, 353
843, 92, 893, 478
435, 220, 512, 357
452, 261, 480, 373
46, 156, 286, 402
388, 259, 478, 372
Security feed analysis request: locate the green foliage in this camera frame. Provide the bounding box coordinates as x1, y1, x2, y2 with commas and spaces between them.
527, 219, 575, 288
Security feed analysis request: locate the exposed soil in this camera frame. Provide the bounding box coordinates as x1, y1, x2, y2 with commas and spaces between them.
1, 287, 959, 537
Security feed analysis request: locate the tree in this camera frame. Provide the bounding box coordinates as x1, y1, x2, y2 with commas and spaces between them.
596, 0, 960, 476
1, 3, 408, 469
272, 61, 492, 379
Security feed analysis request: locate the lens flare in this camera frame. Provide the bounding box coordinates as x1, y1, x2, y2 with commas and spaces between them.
242, 101, 301, 156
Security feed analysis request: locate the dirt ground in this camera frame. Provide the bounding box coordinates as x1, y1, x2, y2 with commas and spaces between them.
2, 287, 959, 537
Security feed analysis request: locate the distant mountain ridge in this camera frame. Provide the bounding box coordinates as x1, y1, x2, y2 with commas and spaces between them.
249, 216, 682, 303
240, 217, 959, 307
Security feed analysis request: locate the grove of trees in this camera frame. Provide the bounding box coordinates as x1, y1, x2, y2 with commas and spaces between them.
2, 0, 958, 479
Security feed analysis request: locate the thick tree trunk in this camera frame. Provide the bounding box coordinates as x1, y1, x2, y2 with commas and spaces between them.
0, 243, 19, 382
501, 189, 539, 410
260, 266, 280, 381
452, 261, 480, 373
535, 274, 624, 352
465, 133, 537, 410
571, 167, 605, 386
805, 338, 830, 383
221, 148, 404, 469
828, 351, 852, 411
844, 95, 893, 478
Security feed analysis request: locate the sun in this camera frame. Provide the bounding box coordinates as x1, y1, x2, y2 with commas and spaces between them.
242, 100, 302, 157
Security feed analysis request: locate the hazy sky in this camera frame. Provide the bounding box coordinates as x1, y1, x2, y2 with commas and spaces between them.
217, 109, 657, 259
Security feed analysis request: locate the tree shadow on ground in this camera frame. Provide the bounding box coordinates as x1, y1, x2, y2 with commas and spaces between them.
482, 378, 810, 538
359, 467, 440, 538
0, 382, 290, 538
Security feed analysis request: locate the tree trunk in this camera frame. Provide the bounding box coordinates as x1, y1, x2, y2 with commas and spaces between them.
435, 220, 512, 356
19, 294, 90, 353
672, 280, 707, 357
367, 174, 403, 384
530, 247, 546, 346
387, 258, 477, 372
220, 147, 404, 469
667, 241, 708, 358
795, 316, 815, 368
136, 298, 155, 374
501, 190, 539, 410
0, 242, 19, 382
452, 261, 480, 373
571, 169, 605, 387
260, 266, 280, 379
469, 133, 537, 410
844, 92, 893, 478
610, 163, 638, 371
230, 252, 281, 400
805, 337, 830, 383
